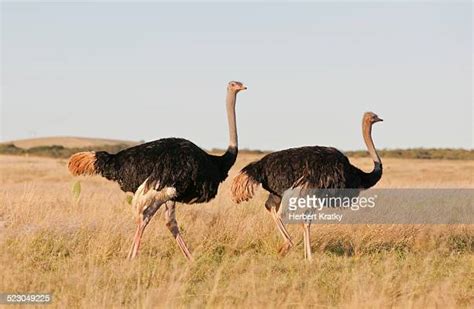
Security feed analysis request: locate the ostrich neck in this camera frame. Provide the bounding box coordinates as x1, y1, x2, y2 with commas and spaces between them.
362, 121, 380, 165
359, 119, 383, 188
362, 121, 382, 172
213, 90, 239, 178
226, 91, 238, 149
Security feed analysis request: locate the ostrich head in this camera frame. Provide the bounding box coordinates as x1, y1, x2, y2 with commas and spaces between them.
364, 112, 383, 125
227, 81, 247, 93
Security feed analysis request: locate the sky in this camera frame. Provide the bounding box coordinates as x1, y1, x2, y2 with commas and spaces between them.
1, 1, 472, 151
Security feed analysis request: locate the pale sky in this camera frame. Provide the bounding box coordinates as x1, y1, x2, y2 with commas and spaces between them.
1, 1, 472, 151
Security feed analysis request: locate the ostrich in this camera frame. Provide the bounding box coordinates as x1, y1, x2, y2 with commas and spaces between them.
68, 81, 247, 260
231, 112, 383, 260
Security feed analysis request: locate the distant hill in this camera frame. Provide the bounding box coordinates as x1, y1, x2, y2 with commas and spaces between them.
1, 136, 137, 149
0, 136, 138, 159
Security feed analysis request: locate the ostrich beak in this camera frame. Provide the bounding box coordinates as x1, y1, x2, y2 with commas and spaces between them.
374, 116, 383, 122
241, 86, 248, 90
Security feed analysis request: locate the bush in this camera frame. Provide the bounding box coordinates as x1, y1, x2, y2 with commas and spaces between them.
346, 148, 474, 160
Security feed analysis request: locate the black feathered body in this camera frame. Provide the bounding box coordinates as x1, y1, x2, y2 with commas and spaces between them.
242, 146, 382, 197
93, 138, 237, 204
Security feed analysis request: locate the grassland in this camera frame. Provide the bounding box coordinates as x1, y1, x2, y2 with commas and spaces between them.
0, 153, 473, 308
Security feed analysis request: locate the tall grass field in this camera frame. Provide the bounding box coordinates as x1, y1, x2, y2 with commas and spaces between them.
0, 154, 472, 307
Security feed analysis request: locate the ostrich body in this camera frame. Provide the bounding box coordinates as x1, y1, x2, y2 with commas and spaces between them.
68, 81, 247, 260
231, 112, 383, 260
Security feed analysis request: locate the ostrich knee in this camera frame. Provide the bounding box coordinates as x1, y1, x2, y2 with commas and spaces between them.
165, 218, 180, 237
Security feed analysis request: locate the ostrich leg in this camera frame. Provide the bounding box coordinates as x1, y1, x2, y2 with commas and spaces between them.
128, 200, 163, 259
265, 193, 294, 255
128, 184, 177, 259
302, 222, 312, 261
164, 201, 194, 261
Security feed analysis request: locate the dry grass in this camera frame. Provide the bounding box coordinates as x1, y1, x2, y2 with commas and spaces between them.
0, 154, 473, 308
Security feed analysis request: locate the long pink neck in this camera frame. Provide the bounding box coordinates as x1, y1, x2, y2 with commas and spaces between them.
215, 90, 239, 175
362, 120, 380, 164
226, 90, 238, 149
359, 118, 382, 188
